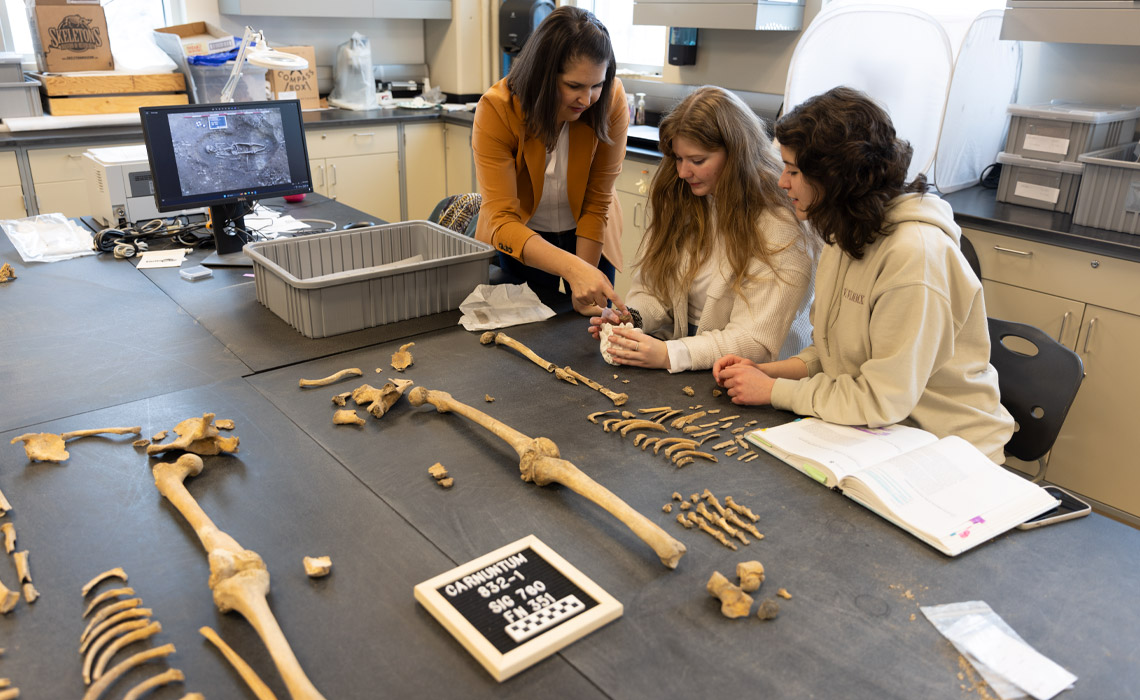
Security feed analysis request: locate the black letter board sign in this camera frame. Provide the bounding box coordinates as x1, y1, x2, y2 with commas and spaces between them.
414, 535, 622, 681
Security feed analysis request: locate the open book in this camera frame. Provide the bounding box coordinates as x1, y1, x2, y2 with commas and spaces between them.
746, 418, 1059, 556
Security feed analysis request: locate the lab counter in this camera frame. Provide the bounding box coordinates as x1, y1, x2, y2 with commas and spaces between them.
2, 197, 1139, 698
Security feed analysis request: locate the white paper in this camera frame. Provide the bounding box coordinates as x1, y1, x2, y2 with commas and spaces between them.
136, 248, 190, 269
950, 616, 1077, 700
458, 283, 555, 331
0, 213, 96, 262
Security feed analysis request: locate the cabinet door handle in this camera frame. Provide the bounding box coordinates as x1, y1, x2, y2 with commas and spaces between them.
1082, 317, 1097, 354
353, 132, 375, 138
315, 164, 324, 187
67, 153, 84, 159
1057, 311, 1071, 343
993, 245, 1032, 257
633, 202, 642, 229
330, 164, 337, 187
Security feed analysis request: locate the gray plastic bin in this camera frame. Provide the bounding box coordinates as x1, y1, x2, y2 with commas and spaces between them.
1073, 142, 1140, 234
245, 221, 495, 338
0, 75, 42, 118
1005, 101, 1140, 163
996, 151, 1083, 213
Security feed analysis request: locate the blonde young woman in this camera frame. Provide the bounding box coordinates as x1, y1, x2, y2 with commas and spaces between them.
589, 86, 816, 372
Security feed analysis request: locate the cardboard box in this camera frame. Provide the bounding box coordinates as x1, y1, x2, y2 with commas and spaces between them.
154, 21, 236, 57
267, 46, 319, 110
31, 0, 114, 73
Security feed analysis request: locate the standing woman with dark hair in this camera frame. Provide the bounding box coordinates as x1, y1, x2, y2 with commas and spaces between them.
714, 86, 1014, 462
589, 86, 815, 372
473, 6, 629, 315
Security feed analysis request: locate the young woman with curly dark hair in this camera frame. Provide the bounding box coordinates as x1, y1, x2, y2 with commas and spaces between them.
714, 86, 1013, 463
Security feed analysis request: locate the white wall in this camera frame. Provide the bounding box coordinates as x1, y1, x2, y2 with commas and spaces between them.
1019, 42, 1140, 106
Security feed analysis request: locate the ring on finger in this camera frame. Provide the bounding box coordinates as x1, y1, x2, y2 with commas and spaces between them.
634, 341, 640, 352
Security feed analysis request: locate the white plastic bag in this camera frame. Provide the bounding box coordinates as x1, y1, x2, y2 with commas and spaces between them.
328, 32, 378, 111
1, 213, 95, 263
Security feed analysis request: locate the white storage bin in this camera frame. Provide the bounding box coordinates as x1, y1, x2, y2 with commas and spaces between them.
1074, 142, 1140, 234
1005, 101, 1140, 163
996, 151, 1083, 213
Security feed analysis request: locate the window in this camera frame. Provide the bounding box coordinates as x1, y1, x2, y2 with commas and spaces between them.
2, 0, 176, 66
578, 0, 667, 73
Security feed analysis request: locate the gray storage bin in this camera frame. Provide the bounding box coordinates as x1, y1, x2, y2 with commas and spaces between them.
1074, 142, 1140, 234
0, 75, 43, 118
245, 221, 495, 338
186, 62, 267, 104
1005, 101, 1140, 163
996, 151, 1083, 213
0, 52, 23, 83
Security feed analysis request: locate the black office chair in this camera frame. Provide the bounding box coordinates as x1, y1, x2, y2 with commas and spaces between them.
960, 234, 982, 280
988, 316, 1084, 482
428, 193, 482, 237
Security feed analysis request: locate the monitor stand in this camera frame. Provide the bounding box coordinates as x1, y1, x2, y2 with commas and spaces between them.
202, 202, 253, 268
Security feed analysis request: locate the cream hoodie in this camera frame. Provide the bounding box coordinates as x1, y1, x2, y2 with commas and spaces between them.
769, 193, 1014, 463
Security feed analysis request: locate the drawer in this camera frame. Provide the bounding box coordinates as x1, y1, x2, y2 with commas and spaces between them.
963, 227, 1140, 317
306, 126, 398, 159
616, 160, 656, 195
29, 146, 94, 183
0, 151, 21, 187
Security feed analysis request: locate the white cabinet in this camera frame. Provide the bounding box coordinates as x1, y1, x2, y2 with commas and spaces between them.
307, 125, 400, 223
403, 121, 447, 221
443, 122, 476, 198
0, 151, 26, 219
964, 226, 1140, 521
614, 158, 657, 298
218, 0, 450, 19
28, 143, 129, 217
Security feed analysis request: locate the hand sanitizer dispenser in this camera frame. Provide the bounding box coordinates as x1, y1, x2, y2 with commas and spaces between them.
668, 27, 698, 66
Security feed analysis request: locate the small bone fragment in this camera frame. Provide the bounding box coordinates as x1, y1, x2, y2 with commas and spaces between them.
216, 419, 236, 430
200, 626, 278, 700
11, 426, 142, 463
697, 420, 722, 428
633, 434, 649, 447
298, 368, 363, 388
617, 419, 669, 437
391, 342, 415, 371
742, 453, 759, 462
303, 556, 331, 578
732, 427, 747, 434
620, 410, 635, 418
736, 436, 750, 449
79, 609, 153, 654
437, 477, 454, 488
662, 503, 672, 513
707, 408, 721, 414
22, 582, 37, 603
711, 439, 735, 451
587, 410, 618, 424
0, 488, 9, 515
333, 410, 365, 426
0, 263, 15, 282
638, 406, 673, 414
654, 437, 698, 456
698, 433, 721, 446
561, 366, 628, 406
12, 552, 29, 583
0, 578, 18, 614
639, 437, 660, 451
82, 643, 175, 700
676, 513, 692, 528
122, 668, 185, 700
331, 391, 351, 407
83, 619, 152, 683
80, 599, 143, 647
0, 679, 9, 688
675, 457, 694, 468
688, 513, 737, 550
83, 588, 136, 618
182, 695, 206, 700
152, 454, 327, 699
133, 439, 150, 448
702, 490, 728, 517
724, 496, 759, 522
777, 588, 792, 600
601, 418, 623, 433
428, 463, 449, 480
409, 387, 686, 569
712, 388, 722, 396
725, 511, 763, 539
725, 447, 739, 457
480, 332, 577, 384
670, 411, 707, 429
0, 524, 13, 554
151, 431, 168, 442
679, 502, 690, 511
690, 493, 700, 502
82, 568, 128, 597
146, 414, 238, 457
352, 378, 414, 419
485, 394, 495, 402
682, 386, 695, 396
671, 450, 717, 465
654, 409, 681, 424
757, 598, 781, 620
706, 571, 753, 618
92, 620, 163, 682
671, 492, 683, 501
622, 379, 630, 384
688, 428, 716, 438
737, 561, 766, 592
0, 689, 16, 700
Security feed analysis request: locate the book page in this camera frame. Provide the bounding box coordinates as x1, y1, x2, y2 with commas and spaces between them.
747, 419, 938, 487
843, 436, 1058, 555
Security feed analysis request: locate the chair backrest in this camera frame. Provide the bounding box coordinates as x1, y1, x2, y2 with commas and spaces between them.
988, 316, 1084, 462
960, 234, 982, 280
429, 193, 482, 237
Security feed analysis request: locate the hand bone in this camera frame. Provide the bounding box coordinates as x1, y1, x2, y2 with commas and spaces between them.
408, 387, 685, 569
706, 571, 753, 618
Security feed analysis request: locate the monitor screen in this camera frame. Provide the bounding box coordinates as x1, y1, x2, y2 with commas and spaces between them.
139, 99, 313, 266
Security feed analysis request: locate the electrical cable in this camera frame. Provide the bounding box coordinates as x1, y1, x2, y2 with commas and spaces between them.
296, 219, 337, 233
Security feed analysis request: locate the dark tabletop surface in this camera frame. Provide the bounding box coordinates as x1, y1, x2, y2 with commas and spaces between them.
2, 197, 1138, 699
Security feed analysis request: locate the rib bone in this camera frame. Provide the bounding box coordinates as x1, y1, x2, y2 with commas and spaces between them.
122, 668, 185, 700
83, 588, 135, 618
80, 608, 153, 654
82, 643, 175, 700
152, 454, 326, 699
80, 599, 143, 647
83, 619, 152, 685
200, 625, 278, 700
92, 621, 163, 682
408, 387, 685, 569
298, 368, 362, 388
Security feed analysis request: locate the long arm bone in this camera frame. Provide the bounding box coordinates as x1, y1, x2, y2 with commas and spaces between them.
561, 366, 629, 406
153, 454, 325, 700
408, 387, 685, 569
480, 331, 578, 384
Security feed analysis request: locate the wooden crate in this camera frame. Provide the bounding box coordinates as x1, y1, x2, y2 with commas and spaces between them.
32, 72, 188, 116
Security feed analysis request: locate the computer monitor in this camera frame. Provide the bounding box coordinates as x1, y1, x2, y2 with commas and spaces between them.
139, 99, 313, 267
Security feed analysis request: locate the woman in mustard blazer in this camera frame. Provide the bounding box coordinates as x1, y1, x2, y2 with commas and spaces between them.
472, 6, 629, 315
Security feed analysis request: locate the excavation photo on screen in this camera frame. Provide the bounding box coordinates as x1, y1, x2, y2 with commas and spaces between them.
167, 107, 291, 198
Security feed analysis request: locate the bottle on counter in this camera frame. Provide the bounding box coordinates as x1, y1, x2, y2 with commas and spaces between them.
635, 93, 646, 126
627, 94, 635, 123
